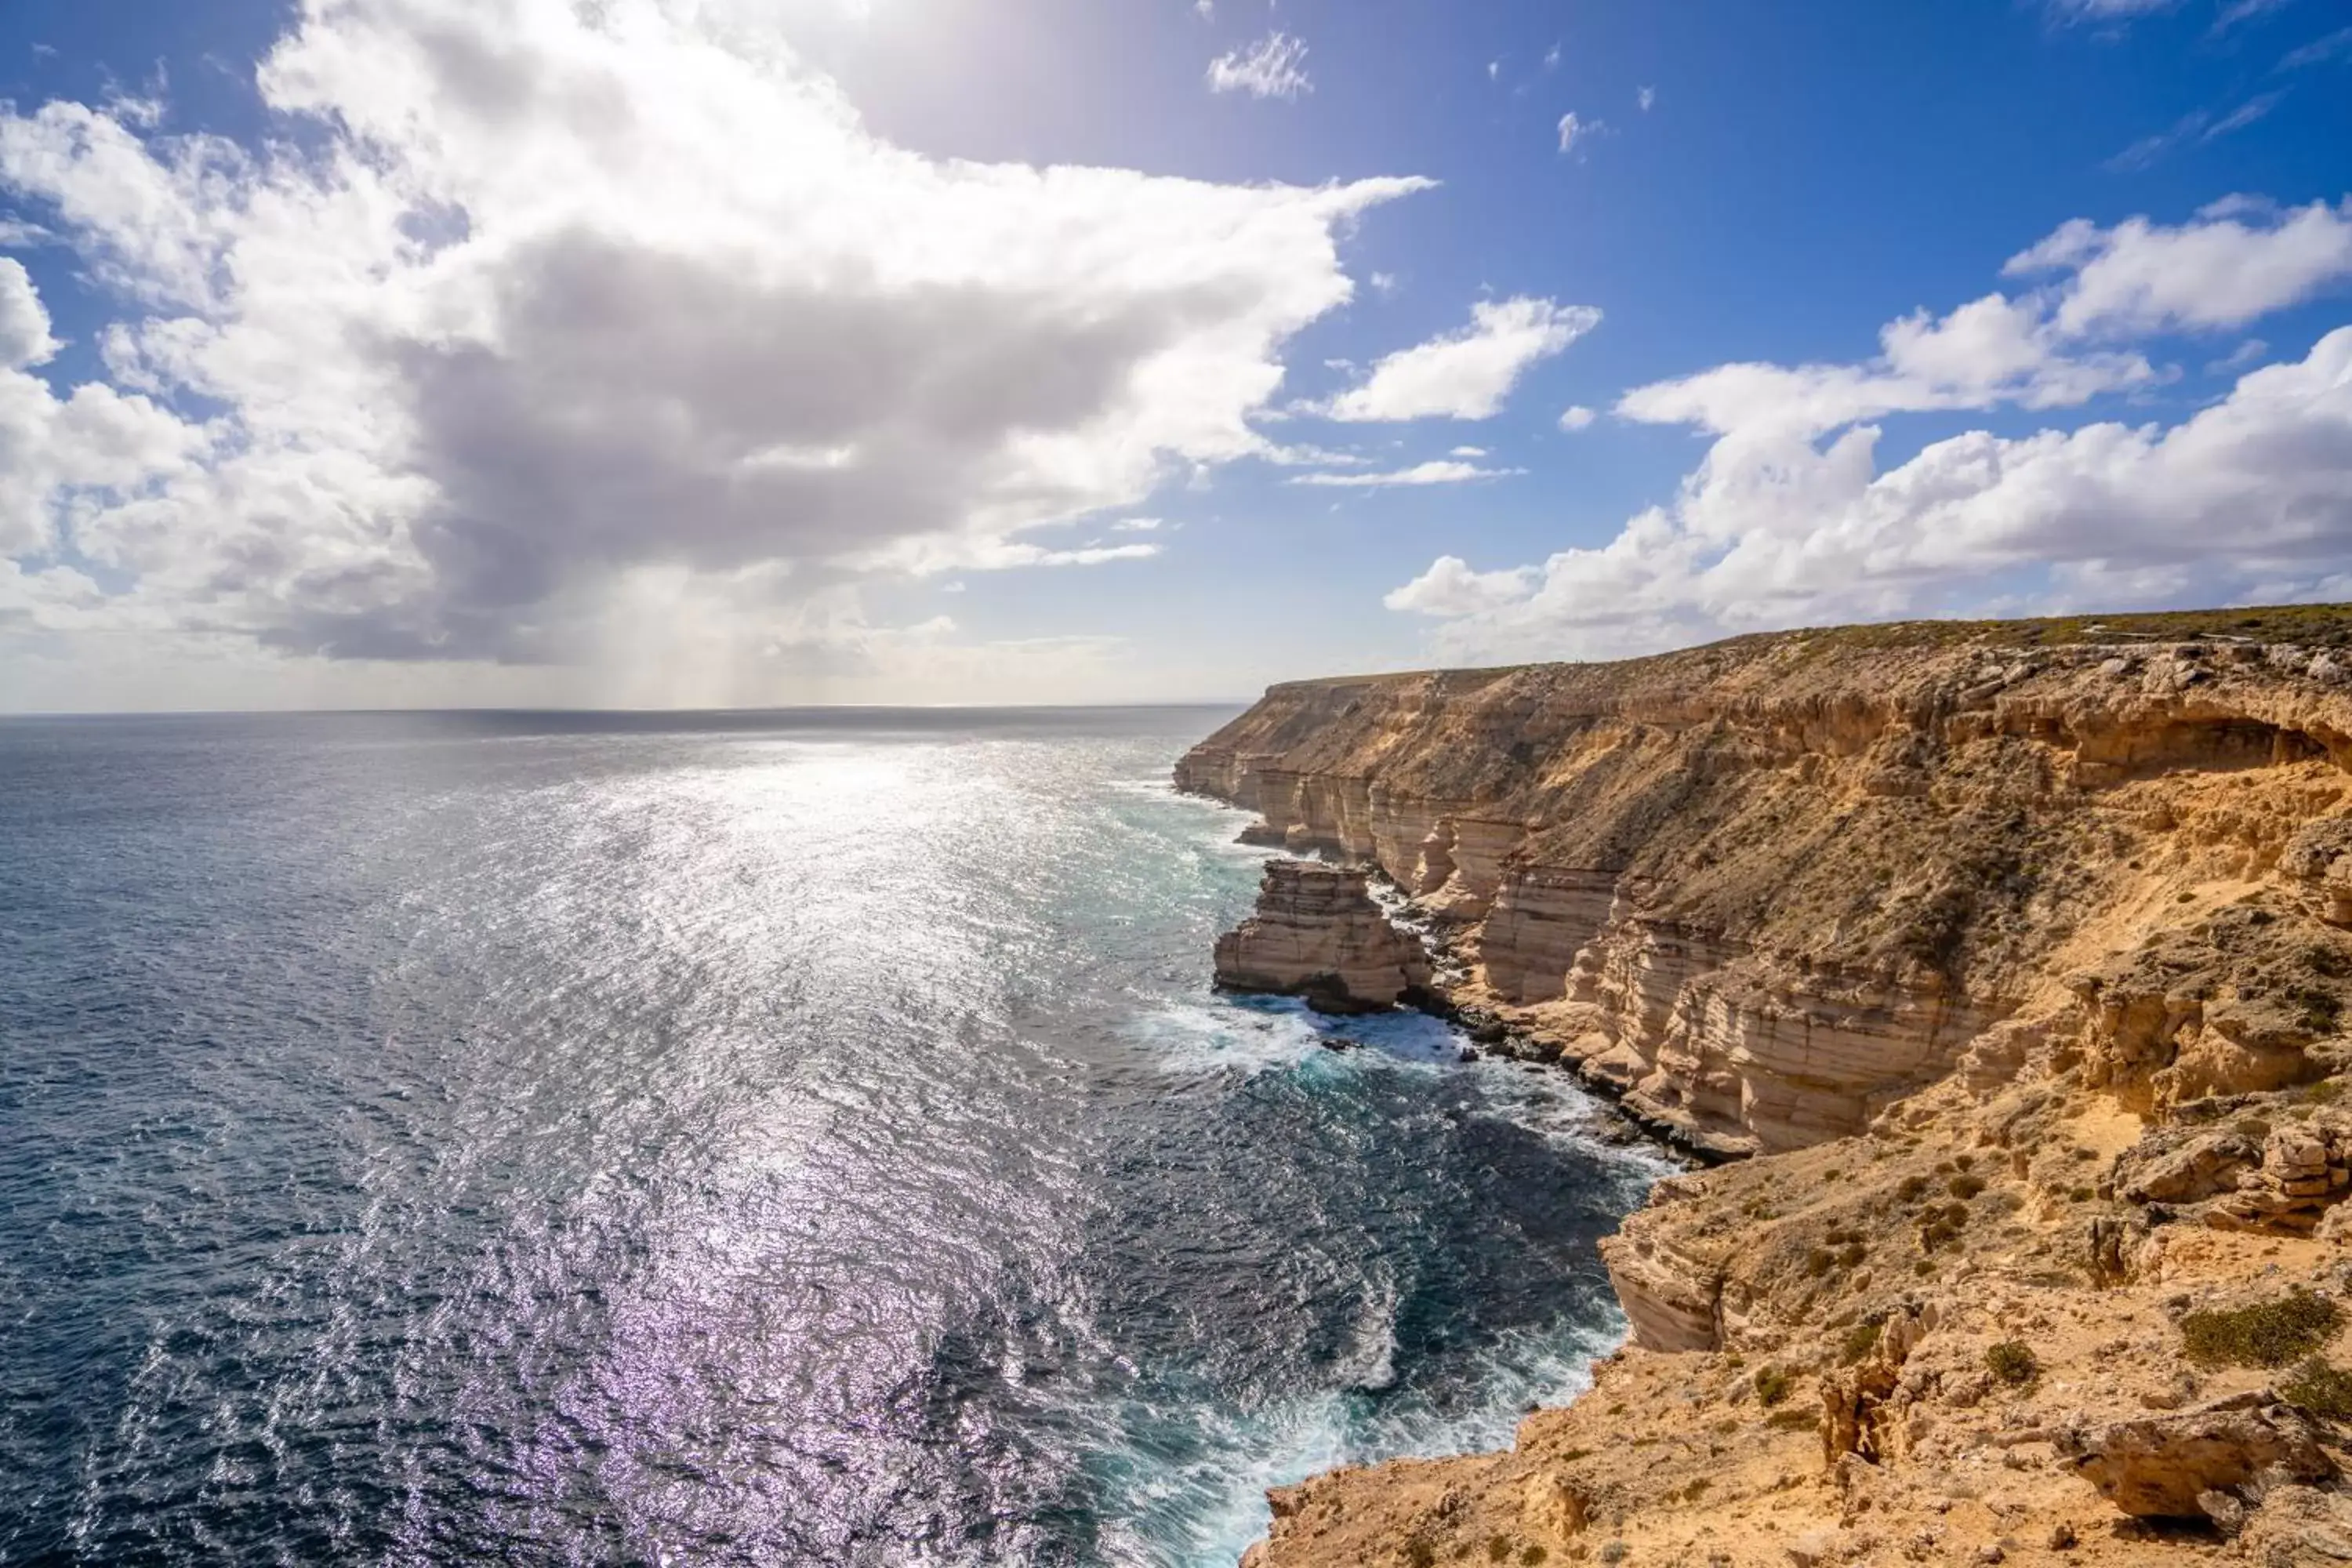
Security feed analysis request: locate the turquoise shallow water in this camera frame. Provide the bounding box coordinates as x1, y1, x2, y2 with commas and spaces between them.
0, 708, 1664, 1566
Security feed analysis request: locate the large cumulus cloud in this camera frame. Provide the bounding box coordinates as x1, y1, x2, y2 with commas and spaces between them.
0, 0, 1425, 666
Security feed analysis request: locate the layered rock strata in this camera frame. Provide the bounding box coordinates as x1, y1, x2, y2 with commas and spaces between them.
1214, 858, 1431, 1014
1181, 607, 2352, 1567
1178, 619, 2352, 1156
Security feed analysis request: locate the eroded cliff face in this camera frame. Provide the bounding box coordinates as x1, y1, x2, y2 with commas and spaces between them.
1214, 859, 1432, 1014
1181, 609, 2352, 1568
1178, 626, 2352, 1156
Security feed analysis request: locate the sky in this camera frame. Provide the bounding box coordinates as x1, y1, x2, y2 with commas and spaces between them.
0, 0, 2348, 710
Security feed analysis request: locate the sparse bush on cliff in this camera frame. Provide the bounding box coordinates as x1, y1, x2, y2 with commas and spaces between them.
1401, 1535, 1436, 1568
1766, 1406, 1817, 1431
2181, 1291, 2342, 1368
1839, 1319, 1884, 1364
1754, 1365, 1795, 1406
2282, 1357, 2352, 1419
1948, 1173, 1987, 1200
2234, 1117, 2274, 1140
1896, 1174, 1932, 1203
2289, 985, 2345, 1033
1985, 1341, 2039, 1386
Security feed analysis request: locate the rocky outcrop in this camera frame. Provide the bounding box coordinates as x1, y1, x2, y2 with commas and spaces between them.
1213, 859, 1431, 1014
1188, 607, 2352, 1568
2056, 1392, 2338, 1522
1179, 615, 2352, 1155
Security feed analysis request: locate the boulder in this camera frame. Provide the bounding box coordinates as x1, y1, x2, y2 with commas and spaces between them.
2054, 1392, 2336, 1522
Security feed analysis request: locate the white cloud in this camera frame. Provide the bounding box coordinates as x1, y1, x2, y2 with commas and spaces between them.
2281, 26, 2352, 67
2214, 0, 2291, 28
1384, 555, 1538, 615
2045, 0, 2178, 20
0, 258, 59, 368
1195, 0, 1214, 17
1322, 296, 1600, 422
1289, 459, 1523, 488
1543, 43, 1562, 71
1556, 111, 1601, 155
0, 0, 1427, 684
1369, 270, 1399, 296
1558, 404, 1595, 431
1638, 85, 1656, 112
2207, 338, 2270, 374
1617, 292, 2155, 440
1487, 60, 1501, 82
1109, 516, 1163, 531
1207, 31, 1311, 99
2009, 198, 2352, 335
1388, 201, 2352, 662
2107, 92, 2286, 170
1449, 445, 1487, 457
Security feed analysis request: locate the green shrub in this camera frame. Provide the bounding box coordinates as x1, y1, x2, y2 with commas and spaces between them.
1805, 1247, 1836, 1278
2234, 1117, 2274, 1140
1754, 1366, 1794, 1406
1949, 1173, 1987, 1200
2309, 1079, 2346, 1107
1839, 1320, 1884, 1365
1766, 1406, 1818, 1431
2282, 1359, 2352, 1420
1896, 1174, 1932, 1203
1838, 1242, 1869, 1269
1521, 1548, 1548, 1567
1403, 1537, 1436, 1568
2288, 985, 2344, 1034
1985, 1341, 2039, 1386
2181, 1292, 2342, 1368
1489, 1536, 1515, 1563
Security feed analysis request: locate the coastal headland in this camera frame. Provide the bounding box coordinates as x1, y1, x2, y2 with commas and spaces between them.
1181, 606, 2352, 1568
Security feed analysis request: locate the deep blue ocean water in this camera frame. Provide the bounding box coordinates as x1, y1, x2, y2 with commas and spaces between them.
0, 709, 1661, 1566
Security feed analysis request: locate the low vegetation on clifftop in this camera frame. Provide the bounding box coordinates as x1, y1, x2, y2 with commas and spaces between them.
1179, 608, 2352, 1568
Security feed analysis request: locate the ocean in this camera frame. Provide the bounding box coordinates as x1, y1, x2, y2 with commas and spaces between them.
0, 708, 1663, 1566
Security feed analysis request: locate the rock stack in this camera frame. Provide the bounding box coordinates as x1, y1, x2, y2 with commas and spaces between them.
1214, 860, 1431, 1014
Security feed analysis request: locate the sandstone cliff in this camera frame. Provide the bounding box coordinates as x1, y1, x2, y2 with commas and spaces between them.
1214, 859, 1433, 1013
1178, 606, 2352, 1567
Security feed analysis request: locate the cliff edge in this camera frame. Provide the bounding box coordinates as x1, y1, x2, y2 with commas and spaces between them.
1178, 606, 2352, 1567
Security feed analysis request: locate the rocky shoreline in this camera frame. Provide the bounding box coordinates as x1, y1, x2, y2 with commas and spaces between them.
1210, 859, 1733, 1163
1181, 607, 2352, 1568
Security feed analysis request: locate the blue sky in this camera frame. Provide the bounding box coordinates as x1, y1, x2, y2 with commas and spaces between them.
0, 0, 2348, 709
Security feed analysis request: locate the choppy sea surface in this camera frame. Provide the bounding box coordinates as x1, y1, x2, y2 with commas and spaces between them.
0, 708, 1664, 1566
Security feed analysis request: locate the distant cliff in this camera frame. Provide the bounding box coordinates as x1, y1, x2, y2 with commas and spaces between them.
1178, 606, 2352, 1567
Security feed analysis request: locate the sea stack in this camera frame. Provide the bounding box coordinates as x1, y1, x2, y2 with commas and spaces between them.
1214, 859, 1431, 1014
